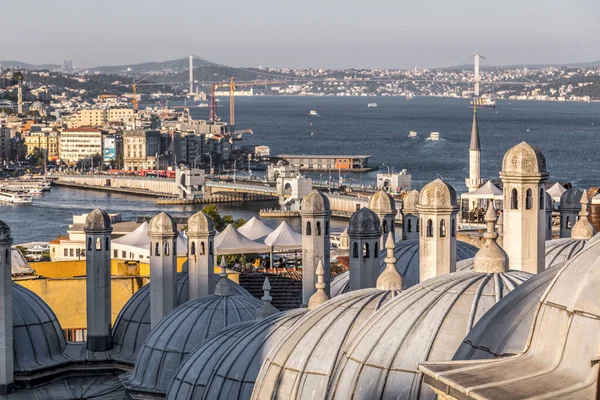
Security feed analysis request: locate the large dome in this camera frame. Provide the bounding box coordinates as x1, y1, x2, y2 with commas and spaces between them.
501, 141, 547, 176
330, 239, 478, 297
110, 272, 250, 365
122, 290, 263, 396
328, 269, 530, 400
167, 308, 307, 400
252, 288, 399, 400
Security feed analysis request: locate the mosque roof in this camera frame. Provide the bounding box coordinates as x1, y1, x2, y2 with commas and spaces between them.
368, 190, 396, 214
187, 211, 215, 237
149, 212, 177, 236
501, 141, 547, 176
402, 189, 420, 212
419, 178, 457, 208
84, 209, 112, 232
347, 207, 382, 236
300, 190, 330, 215
559, 187, 583, 210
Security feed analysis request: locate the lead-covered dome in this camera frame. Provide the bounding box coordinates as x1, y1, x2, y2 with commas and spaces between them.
122, 289, 263, 396
418, 178, 457, 208
368, 190, 396, 213
501, 141, 547, 176
84, 209, 111, 231
167, 308, 307, 400
559, 187, 583, 211
149, 212, 177, 235
300, 190, 330, 214
187, 211, 215, 236
328, 269, 530, 400
348, 207, 382, 236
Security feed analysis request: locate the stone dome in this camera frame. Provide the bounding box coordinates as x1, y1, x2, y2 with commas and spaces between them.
149, 212, 177, 236
368, 190, 396, 213
0, 219, 11, 242
187, 211, 215, 237
110, 272, 250, 365
330, 239, 479, 297
501, 141, 547, 176
13, 283, 70, 373
559, 187, 583, 211
300, 190, 330, 215
418, 178, 457, 208
84, 209, 111, 232
402, 189, 420, 212
252, 288, 400, 400
167, 309, 307, 400
122, 291, 263, 396
328, 269, 531, 400
348, 207, 382, 236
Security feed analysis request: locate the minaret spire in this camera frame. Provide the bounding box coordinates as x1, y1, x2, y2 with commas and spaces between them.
571, 191, 596, 240
473, 200, 508, 274
466, 106, 483, 192
376, 233, 404, 291
308, 260, 329, 310
470, 105, 480, 151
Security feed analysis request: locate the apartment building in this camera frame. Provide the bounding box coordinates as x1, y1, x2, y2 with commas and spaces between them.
59, 127, 103, 163
0, 125, 11, 165
24, 131, 60, 160
123, 130, 161, 171
107, 108, 134, 125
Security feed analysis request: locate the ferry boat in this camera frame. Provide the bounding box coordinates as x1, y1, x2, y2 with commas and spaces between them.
0, 188, 33, 204
367, 103, 378, 108
309, 110, 318, 116
470, 97, 496, 108
408, 131, 418, 138
429, 132, 440, 141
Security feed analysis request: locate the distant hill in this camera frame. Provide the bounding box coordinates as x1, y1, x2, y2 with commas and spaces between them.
0, 60, 61, 70
88, 59, 191, 74
442, 60, 600, 71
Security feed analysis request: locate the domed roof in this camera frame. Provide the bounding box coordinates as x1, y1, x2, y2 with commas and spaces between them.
418, 179, 457, 209
348, 207, 382, 236
501, 141, 547, 176
187, 211, 215, 236
328, 269, 530, 400
559, 187, 582, 211
149, 212, 177, 236
84, 209, 111, 231
110, 272, 250, 365
167, 309, 307, 400
330, 239, 479, 297
122, 292, 263, 396
0, 219, 11, 242
368, 190, 396, 214
402, 189, 420, 212
544, 237, 587, 267
300, 190, 330, 215
13, 283, 69, 373
252, 288, 399, 400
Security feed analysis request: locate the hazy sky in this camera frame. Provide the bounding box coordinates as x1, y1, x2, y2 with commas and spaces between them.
2, 0, 599, 69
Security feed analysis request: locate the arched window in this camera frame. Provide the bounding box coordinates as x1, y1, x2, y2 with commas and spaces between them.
426, 219, 433, 237
417, 219, 420, 233
440, 219, 446, 238
191, 242, 196, 255
511, 188, 518, 209
95, 237, 101, 251
566, 216, 571, 229
526, 189, 533, 210
209, 241, 214, 255
200, 242, 205, 255
155, 242, 160, 256
352, 242, 359, 258
5, 250, 7, 261
363, 242, 370, 258
407, 219, 413, 233
325, 221, 330, 235
105, 237, 109, 251
374, 242, 379, 257
540, 188, 545, 209
451, 218, 456, 237
316, 222, 322, 236
306, 222, 312, 236
383, 220, 388, 234
164, 242, 170, 256
88, 238, 92, 251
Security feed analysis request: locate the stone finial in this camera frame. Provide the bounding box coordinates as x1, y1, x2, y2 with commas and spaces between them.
473, 201, 509, 274
256, 277, 279, 321
308, 260, 329, 310
571, 191, 596, 240
215, 256, 234, 296
376, 233, 404, 291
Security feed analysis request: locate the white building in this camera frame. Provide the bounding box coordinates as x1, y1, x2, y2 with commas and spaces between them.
59, 127, 104, 164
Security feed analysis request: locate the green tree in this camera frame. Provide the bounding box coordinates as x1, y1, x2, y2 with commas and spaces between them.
201, 204, 246, 231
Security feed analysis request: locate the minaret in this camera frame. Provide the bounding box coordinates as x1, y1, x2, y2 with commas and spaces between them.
0, 220, 13, 394
500, 142, 548, 274
401, 189, 420, 240
300, 190, 331, 306
148, 212, 178, 328
256, 277, 279, 320
465, 106, 484, 192
84, 209, 113, 351
308, 260, 329, 310
187, 211, 215, 299
348, 207, 383, 290
368, 189, 397, 247
473, 200, 508, 274
559, 188, 582, 238
418, 178, 459, 282
571, 191, 596, 240
376, 233, 404, 291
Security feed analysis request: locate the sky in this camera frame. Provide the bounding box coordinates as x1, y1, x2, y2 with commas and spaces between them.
1, 0, 599, 69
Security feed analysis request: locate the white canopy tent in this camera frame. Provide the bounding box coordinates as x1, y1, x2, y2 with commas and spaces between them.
460, 181, 504, 224
264, 221, 302, 251
237, 217, 274, 240
547, 182, 567, 203
111, 222, 188, 261
214, 224, 271, 255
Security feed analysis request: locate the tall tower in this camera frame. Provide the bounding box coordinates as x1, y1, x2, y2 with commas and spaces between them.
348, 207, 383, 291
368, 189, 397, 247
465, 107, 484, 192
189, 55, 194, 95
148, 212, 178, 328
402, 190, 420, 240
0, 220, 13, 394
300, 190, 331, 306
418, 179, 459, 282
187, 211, 215, 299
559, 188, 582, 238
500, 142, 549, 274
84, 209, 113, 352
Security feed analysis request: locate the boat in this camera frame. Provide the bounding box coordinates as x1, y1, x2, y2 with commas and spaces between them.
309, 110, 318, 116
408, 131, 418, 138
367, 103, 378, 108
0, 188, 33, 204
470, 97, 496, 108
429, 132, 440, 141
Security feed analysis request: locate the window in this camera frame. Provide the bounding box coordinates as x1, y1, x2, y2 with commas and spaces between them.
511, 188, 518, 209
353, 242, 359, 258
440, 219, 446, 237
191, 242, 196, 255
566, 216, 571, 229
200, 242, 205, 255
526, 189, 533, 210
154, 242, 160, 256
316, 222, 322, 236
383, 220, 388, 234
374, 242, 379, 257
426, 219, 433, 237
407, 219, 412, 233
209, 241, 214, 256
69, 249, 74, 257
451, 218, 456, 237
417, 219, 420, 233
306, 222, 312, 236
325, 221, 330, 235
164, 242, 170, 256
363, 242, 370, 258
540, 188, 545, 209
113, 250, 118, 258
122, 251, 126, 258
64, 249, 68, 257
87, 238, 92, 251
105, 237, 109, 251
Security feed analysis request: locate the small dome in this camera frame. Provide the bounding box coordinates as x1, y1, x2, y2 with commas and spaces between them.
348, 207, 382, 236
300, 190, 330, 215
418, 178, 457, 208
149, 212, 177, 236
559, 187, 583, 211
167, 309, 307, 400
122, 293, 263, 396
328, 269, 530, 400
368, 190, 396, 214
110, 272, 250, 365
252, 288, 399, 400
330, 239, 479, 297
13, 283, 69, 373
0, 219, 11, 242
501, 141, 547, 176
187, 211, 215, 237
402, 189, 420, 212
84, 209, 111, 231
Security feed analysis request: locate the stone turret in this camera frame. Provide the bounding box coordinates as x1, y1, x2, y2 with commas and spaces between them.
187, 211, 215, 298
559, 187, 582, 238
368, 189, 397, 247
0, 220, 12, 394
474, 201, 508, 273
402, 189, 420, 240
376, 233, 404, 291
348, 207, 383, 290
571, 191, 596, 240
466, 107, 484, 192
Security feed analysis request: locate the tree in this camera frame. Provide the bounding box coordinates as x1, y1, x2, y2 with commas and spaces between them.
200, 204, 246, 231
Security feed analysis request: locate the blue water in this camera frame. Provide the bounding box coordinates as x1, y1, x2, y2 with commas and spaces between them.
5, 97, 600, 243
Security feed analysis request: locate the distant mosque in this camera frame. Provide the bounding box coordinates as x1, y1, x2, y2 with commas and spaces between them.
0, 108, 598, 399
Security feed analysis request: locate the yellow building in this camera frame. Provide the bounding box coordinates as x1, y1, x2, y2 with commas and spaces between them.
107, 108, 134, 125
24, 131, 61, 160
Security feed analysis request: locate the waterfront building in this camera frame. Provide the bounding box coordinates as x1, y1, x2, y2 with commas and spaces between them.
59, 127, 104, 164
123, 129, 161, 171
24, 130, 59, 161
103, 135, 117, 164
376, 169, 412, 194
277, 154, 373, 171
